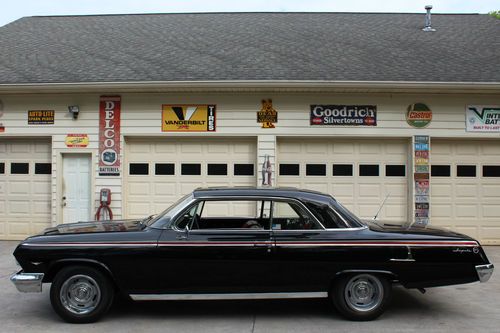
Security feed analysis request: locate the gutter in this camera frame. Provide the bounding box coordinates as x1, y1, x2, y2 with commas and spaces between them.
0, 80, 499, 94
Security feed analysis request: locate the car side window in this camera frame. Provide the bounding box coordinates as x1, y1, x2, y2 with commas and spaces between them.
189, 199, 271, 230
176, 203, 200, 230
271, 201, 321, 230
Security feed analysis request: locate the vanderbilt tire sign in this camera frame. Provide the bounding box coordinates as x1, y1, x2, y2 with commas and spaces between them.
162, 105, 216, 132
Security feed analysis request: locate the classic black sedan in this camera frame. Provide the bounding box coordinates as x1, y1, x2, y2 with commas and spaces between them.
11, 187, 494, 323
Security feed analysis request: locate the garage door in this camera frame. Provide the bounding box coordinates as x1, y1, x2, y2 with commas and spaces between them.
125, 138, 257, 218
0, 139, 52, 240
431, 140, 500, 244
277, 138, 408, 222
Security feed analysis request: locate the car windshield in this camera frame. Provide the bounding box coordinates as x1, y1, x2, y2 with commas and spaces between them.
147, 194, 194, 227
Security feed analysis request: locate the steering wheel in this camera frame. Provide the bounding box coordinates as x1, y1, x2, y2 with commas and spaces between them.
242, 220, 262, 229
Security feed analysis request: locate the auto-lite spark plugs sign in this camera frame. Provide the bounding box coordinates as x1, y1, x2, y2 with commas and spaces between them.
310, 105, 377, 126
99, 96, 121, 176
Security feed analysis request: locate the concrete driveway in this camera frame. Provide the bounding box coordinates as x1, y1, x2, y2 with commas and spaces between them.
1, 241, 498, 333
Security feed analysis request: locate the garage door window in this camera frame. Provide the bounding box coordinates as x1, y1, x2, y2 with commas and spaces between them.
208, 164, 227, 176
130, 163, 149, 175
431, 165, 450, 177
234, 164, 254, 176
359, 164, 379, 176
332, 164, 353, 176
386, 165, 406, 177
457, 165, 476, 177
182, 163, 201, 175
279, 164, 300, 176
0, 162, 4, 174
35, 163, 52, 174
306, 164, 326, 176
483, 165, 500, 177
155, 163, 174, 175
11, 162, 29, 174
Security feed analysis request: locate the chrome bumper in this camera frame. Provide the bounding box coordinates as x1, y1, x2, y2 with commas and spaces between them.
476, 264, 494, 283
10, 271, 44, 293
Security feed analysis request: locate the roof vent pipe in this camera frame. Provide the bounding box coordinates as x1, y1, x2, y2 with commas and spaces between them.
422, 5, 436, 31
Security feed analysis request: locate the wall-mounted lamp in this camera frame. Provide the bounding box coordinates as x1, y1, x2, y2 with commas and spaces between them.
68, 105, 79, 120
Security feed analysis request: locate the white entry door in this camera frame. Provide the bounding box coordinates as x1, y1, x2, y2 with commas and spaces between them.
63, 154, 91, 224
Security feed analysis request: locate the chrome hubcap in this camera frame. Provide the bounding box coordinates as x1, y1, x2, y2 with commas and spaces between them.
344, 274, 383, 312
60, 274, 101, 315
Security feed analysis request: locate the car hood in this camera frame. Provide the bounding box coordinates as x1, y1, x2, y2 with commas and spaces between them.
362, 219, 474, 240
41, 219, 143, 235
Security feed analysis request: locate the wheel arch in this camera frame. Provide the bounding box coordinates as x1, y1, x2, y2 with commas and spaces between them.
45, 259, 118, 288
332, 269, 399, 286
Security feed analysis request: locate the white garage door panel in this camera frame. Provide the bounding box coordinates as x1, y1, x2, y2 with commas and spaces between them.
431, 140, 500, 244
277, 139, 408, 222
125, 138, 256, 219
0, 140, 52, 240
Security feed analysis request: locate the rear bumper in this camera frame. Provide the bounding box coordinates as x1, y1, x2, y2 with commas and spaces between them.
10, 271, 44, 293
476, 264, 494, 283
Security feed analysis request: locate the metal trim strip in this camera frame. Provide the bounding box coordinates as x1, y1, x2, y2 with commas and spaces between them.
129, 292, 328, 301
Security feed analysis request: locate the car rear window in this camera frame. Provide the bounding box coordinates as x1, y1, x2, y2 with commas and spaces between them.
304, 202, 349, 229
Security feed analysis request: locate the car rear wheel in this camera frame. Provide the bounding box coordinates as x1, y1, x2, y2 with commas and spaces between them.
331, 273, 391, 321
50, 266, 114, 323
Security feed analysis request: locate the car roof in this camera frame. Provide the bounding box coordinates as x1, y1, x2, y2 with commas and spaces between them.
192, 187, 334, 204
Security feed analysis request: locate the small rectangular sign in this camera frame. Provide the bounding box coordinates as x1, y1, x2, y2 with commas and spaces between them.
466, 105, 500, 132
162, 105, 216, 132
415, 217, 430, 226
414, 143, 429, 151
99, 96, 121, 176
414, 135, 429, 143
65, 134, 89, 148
415, 165, 429, 173
310, 105, 377, 126
415, 181, 430, 195
415, 195, 429, 203
28, 110, 54, 124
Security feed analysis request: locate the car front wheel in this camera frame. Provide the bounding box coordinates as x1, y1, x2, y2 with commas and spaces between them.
50, 266, 114, 323
331, 273, 391, 321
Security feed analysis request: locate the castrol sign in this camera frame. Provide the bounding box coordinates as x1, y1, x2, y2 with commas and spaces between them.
99, 96, 121, 176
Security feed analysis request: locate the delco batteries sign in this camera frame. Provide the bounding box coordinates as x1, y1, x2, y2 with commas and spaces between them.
310, 105, 377, 126
162, 105, 216, 132
99, 96, 121, 176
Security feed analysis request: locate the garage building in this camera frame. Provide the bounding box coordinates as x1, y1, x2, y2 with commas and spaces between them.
0, 12, 499, 243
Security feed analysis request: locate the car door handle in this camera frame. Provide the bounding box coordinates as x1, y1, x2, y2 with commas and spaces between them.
176, 234, 188, 240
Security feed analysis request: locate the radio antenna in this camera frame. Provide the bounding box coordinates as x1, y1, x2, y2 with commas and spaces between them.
373, 193, 390, 220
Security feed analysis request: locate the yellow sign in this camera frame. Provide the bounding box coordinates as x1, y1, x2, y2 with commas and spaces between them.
257, 99, 277, 128
65, 134, 89, 148
162, 105, 216, 132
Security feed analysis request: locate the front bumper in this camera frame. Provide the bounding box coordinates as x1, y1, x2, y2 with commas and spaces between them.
10, 271, 44, 292
476, 264, 494, 283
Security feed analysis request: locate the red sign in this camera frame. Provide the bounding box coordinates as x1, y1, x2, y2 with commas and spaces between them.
99, 96, 121, 176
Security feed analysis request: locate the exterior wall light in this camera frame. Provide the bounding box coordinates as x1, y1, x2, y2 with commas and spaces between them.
68, 105, 80, 119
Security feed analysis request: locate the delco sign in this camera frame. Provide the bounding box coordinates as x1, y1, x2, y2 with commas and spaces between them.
99, 96, 121, 176
310, 105, 377, 126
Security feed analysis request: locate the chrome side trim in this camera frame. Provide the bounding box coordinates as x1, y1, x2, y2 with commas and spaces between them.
389, 258, 416, 262
129, 292, 328, 301
476, 264, 494, 283
10, 272, 44, 293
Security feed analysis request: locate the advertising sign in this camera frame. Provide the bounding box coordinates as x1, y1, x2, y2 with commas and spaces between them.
406, 103, 432, 128
466, 105, 500, 132
65, 134, 89, 148
310, 105, 377, 126
99, 96, 121, 176
257, 99, 278, 128
414, 135, 430, 226
28, 110, 54, 124
162, 105, 216, 132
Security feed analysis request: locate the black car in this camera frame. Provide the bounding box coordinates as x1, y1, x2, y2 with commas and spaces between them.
11, 187, 494, 323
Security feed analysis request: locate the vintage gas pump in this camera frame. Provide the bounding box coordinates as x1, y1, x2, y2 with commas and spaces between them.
95, 188, 113, 221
